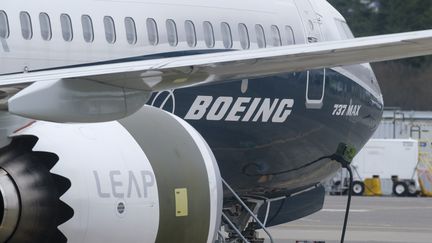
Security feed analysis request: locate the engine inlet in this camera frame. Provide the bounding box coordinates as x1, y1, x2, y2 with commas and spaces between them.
0, 168, 20, 243
0, 136, 73, 243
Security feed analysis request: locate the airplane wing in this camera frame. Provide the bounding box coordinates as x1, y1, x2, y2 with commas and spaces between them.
1, 29, 432, 122
2, 30, 432, 90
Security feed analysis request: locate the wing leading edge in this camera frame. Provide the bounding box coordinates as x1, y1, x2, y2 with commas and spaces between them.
2, 30, 432, 91
1, 29, 432, 122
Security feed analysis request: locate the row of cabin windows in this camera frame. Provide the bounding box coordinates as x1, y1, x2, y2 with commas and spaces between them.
0, 10, 296, 48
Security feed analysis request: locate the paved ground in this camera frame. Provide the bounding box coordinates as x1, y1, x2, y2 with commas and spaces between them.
260, 196, 432, 243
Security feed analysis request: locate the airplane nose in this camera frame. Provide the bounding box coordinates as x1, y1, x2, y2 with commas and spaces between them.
0, 168, 20, 242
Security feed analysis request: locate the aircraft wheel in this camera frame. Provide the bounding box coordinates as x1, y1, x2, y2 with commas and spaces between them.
407, 182, 418, 197
352, 181, 365, 196
393, 181, 408, 197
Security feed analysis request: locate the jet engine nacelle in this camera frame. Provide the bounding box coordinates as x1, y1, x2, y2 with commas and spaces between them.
0, 106, 222, 243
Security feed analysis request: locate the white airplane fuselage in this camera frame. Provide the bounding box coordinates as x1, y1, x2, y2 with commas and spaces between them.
0, 1, 386, 242
1, 0, 375, 77
0, 0, 384, 195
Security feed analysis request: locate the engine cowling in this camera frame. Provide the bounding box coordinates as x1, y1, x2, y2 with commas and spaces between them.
0, 106, 223, 243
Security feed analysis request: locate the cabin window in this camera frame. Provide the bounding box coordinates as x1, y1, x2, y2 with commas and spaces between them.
146, 18, 158, 45
166, 19, 178, 46
104, 16, 116, 44
39, 13, 52, 41
185, 20, 196, 47
20, 12, 33, 40
285, 25, 295, 45
203, 21, 215, 48
270, 25, 282, 47
255, 24, 266, 48
60, 14, 73, 41
0, 10, 10, 39
81, 15, 94, 43
125, 17, 137, 45
238, 23, 250, 50
221, 22, 232, 49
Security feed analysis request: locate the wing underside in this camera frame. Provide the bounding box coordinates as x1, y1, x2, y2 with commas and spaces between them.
1, 29, 432, 122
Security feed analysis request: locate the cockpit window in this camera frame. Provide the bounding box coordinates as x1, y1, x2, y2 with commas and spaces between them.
0, 10, 10, 39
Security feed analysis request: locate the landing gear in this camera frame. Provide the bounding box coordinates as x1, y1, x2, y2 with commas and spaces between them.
221, 201, 266, 243
242, 223, 265, 243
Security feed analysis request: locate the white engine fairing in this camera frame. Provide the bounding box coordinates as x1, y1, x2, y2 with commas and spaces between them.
14, 121, 160, 243
0, 106, 223, 243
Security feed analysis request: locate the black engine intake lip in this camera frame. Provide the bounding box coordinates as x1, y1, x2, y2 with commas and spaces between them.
0, 136, 74, 243
0, 168, 20, 243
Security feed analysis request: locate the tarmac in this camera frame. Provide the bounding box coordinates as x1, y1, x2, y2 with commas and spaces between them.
260, 196, 432, 243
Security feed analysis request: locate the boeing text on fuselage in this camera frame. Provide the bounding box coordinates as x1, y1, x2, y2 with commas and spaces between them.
184, 95, 295, 123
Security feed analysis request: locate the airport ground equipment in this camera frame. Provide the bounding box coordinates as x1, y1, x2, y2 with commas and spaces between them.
363, 176, 382, 196
373, 110, 432, 140
351, 180, 366, 196
329, 139, 419, 197
417, 152, 432, 196
367, 109, 432, 196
